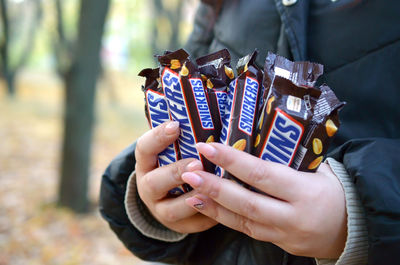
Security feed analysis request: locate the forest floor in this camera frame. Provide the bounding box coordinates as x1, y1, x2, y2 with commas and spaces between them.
0, 70, 162, 265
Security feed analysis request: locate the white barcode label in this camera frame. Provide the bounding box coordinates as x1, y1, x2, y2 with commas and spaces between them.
292, 145, 307, 170
287, 96, 302, 112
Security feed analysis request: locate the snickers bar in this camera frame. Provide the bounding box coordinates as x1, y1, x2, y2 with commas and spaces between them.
158, 49, 216, 173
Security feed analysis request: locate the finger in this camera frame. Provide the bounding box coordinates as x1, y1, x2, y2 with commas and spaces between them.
138, 159, 203, 200
164, 212, 218, 234
185, 194, 280, 242
196, 142, 304, 200
154, 190, 207, 223
182, 171, 292, 228
135, 121, 180, 174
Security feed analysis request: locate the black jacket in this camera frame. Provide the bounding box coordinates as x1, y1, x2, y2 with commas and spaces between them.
100, 1, 400, 264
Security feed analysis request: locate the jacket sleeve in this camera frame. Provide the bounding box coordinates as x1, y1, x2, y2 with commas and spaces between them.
329, 138, 400, 265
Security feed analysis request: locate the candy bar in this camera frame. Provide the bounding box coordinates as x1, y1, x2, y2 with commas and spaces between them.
139, 68, 186, 196
158, 49, 216, 173
254, 76, 321, 167
217, 51, 263, 182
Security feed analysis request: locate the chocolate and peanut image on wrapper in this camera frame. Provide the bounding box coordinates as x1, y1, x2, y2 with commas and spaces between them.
139, 49, 345, 196
291, 85, 345, 172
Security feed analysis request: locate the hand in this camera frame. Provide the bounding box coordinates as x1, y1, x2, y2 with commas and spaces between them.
182, 142, 347, 259
135, 121, 217, 234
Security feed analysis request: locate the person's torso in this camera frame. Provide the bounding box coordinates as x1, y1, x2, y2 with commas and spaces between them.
208, 0, 400, 149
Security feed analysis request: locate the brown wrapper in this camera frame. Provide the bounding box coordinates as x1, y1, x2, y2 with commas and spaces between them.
217, 50, 263, 183
262, 52, 323, 105
158, 49, 216, 173
139, 68, 162, 128
196, 48, 234, 136
254, 76, 321, 167
291, 85, 346, 172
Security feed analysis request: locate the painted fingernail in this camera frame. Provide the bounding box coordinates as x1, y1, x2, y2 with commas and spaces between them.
165, 121, 179, 135
196, 142, 217, 158
186, 160, 203, 171
182, 172, 203, 188
186, 197, 204, 210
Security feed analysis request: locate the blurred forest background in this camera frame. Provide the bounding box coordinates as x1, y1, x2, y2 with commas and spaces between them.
0, 0, 198, 264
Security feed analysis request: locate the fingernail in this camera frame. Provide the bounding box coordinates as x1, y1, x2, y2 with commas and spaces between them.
186, 160, 203, 171
182, 172, 203, 188
196, 142, 216, 158
186, 197, 204, 210
165, 121, 179, 135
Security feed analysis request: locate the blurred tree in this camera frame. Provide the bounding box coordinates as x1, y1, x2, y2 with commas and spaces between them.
0, 0, 42, 96
58, 0, 110, 213
150, 0, 183, 57
53, 0, 73, 78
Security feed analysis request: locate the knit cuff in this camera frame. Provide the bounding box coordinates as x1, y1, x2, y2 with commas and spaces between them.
315, 158, 368, 265
124, 171, 188, 242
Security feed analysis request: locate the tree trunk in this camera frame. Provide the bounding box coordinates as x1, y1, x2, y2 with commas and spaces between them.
150, 0, 163, 56
58, 0, 110, 213
0, 0, 42, 96
150, 0, 183, 58
54, 0, 71, 77
167, 0, 183, 51
0, 0, 14, 96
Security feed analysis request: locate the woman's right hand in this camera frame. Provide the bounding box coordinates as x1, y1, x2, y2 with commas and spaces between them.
135, 121, 217, 234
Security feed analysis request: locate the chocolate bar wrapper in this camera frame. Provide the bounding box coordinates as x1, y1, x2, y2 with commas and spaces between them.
139, 68, 161, 127
254, 76, 321, 167
215, 79, 236, 178
206, 87, 228, 138
216, 51, 263, 183
291, 85, 345, 172
139, 68, 186, 196
196, 48, 234, 89
196, 48, 234, 136
139, 68, 180, 167
158, 49, 216, 174
262, 52, 323, 104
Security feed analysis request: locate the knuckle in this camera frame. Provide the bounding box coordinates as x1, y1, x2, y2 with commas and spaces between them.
287, 241, 309, 257
298, 181, 324, 206
142, 173, 157, 194
294, 218, 314, 243
170, 161, 185, 183
135, 136, 146, 157
209, 204, 220, 221
175, 159, 191, 180
238, 216, 255, 238
207, 181, 221, 199
142, 174, 155, 192
153, 125, 170, 146
218, 150, 235, 168
155, 204, 178, 224
241, 197, 260, 220
164, 209, 179, 223
246, 163, 266, 185
278, 230, 310, 257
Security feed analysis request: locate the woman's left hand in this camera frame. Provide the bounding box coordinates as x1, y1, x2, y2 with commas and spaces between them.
182, 142, 347, 259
